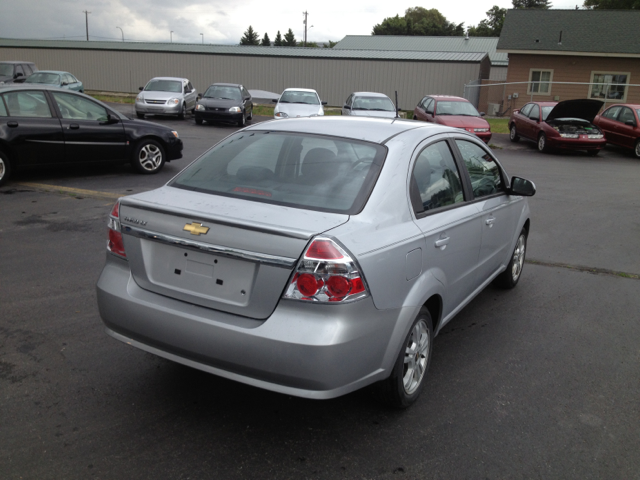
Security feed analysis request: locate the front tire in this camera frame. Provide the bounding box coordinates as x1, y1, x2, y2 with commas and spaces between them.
132, 139, 165, 174
538, 133, 548, 153
587, 149, 599, 157
510, 124, 520, 142
0, 151, 12, 187
195, 118, 203, 125
136, 112, 145, 119
178, 103, 186, 120
237, 113, 246, 127
376, 308, 433, 408
634, 139, 640, 159
494, 228, 527, 289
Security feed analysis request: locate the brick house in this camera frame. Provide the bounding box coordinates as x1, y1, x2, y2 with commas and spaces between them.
496, 9, 640, 114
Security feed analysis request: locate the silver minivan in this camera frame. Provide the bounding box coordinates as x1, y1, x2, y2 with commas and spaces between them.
136, 77, 197, 120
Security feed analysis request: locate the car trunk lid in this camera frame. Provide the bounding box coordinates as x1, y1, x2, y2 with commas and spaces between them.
118, 187, 348, 320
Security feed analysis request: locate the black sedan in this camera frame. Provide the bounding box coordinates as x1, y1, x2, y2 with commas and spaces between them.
194, 83, 253, 127
0, 85, 183, 186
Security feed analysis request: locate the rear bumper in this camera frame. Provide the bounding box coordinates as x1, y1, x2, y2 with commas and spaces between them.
96, 256, 403, 399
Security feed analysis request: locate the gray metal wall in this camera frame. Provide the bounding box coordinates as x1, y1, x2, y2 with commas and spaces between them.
1, 47, 483, 107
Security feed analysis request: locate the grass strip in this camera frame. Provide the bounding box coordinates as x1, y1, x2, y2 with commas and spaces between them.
527, 259, 639, 280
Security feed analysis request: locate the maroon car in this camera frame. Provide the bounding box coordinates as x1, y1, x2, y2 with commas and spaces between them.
413, 95, 492, 143
593, 104, 640, 158
509, 99, 606, 155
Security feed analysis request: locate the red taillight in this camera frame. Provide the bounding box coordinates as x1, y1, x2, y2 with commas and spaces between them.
305, 240, 344, 260
107, 200, 126, 259
283, 237, 368, 303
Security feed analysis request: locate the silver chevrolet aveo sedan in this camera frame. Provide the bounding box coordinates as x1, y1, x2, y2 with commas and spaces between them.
97, 117, 535, 408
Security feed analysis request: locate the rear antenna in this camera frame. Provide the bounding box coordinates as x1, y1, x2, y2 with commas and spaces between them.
395, 90, 399, 118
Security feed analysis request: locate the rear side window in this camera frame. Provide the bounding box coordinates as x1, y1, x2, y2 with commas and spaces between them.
23, 64, 33, 75
618, 107, 636, 124
0, 98, 7, 116
2, 91, 52, 118
411, 141, 464, 213
455, 140, 504, 198
171, 132, 387, 214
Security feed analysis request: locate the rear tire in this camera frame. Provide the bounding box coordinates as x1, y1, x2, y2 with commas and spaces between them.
634, 139, 640, 159
510, 124, 520, 142
132, 139, 165, 174
587, 149, 599, 157
494, 228, 527, 289
195, 118, 203, 125
0, 151, 11, 187
375, 308, 433, 408
136, 112, 145, 119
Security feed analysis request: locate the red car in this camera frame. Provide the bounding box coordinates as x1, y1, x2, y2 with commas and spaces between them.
413, 95, 492, 143
593, 103, 640, 158
509, 99, 606, 155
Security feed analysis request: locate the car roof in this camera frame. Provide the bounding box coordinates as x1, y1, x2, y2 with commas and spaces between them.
427, 95, 468, 102
210, 83, 242, 88
282, 88, 318, 93
245, 116, 452, 144
0, 61, 34, 64
528, 102, 558, 106
147, 77, 188, 82
352, 92, 391, 98
30, 70, 69, 75
604, 103, 640, 109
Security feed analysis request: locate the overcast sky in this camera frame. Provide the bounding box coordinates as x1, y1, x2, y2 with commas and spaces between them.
1, 0, 579, 45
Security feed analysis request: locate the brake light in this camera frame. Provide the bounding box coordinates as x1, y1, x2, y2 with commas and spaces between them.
107, 200, 126, 258
283, 238, 369, 303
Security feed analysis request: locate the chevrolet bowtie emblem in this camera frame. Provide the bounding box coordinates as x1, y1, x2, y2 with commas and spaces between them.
183, 222, 210, 236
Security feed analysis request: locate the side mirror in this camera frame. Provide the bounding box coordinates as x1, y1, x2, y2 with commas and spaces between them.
480, 112, 486, 116
343, 104, 351, 110
625, 120, 636, 127
14, 72, 23, 78
321, 101, 327, 105
61, 82, 68, 86
139, 86, 144, 91
197, 93, 202, 100
272, 98, 278, 103
509, 176, 536, 197
244, 97, 250, 101
530, 116, 540, 122
102, 114, 119, 125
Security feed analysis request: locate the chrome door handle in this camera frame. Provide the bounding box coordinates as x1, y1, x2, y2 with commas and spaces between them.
435, 237, 450, 248
485, 217, 495, 226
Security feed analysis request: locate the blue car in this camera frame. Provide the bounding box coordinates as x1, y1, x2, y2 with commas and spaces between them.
24, 70, 84, 92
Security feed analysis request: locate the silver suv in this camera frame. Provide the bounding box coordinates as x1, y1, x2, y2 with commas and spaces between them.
135, 77, 197, 120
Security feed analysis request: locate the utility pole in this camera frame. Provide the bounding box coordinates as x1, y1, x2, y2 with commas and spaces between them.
116, 26, 124, 42
302, 11, 308, 47
170, 31, 173, 43
83, 10, 91, 41
200, 33, 203, 44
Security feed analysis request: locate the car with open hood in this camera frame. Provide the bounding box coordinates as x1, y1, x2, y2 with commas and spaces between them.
194, 83, 253, 127
96, 116, 536, 408
24, 70, 84, 92
593, 103, 640, 158
342, 92, 397, 119
0, 85, 182, 186
272, 88, 327, 119
135, 77, 197, 120
413, 95, 491, 143
509, 99, 606, 155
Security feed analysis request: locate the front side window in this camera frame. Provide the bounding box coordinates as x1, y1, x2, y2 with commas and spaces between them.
25, 73, 61, 85
602, 106, 622, 119
455, 140, 504, 198
51, 92, 108, 121
589, 72, 629, 102
411, 141, 464, 213
171, 132, 387, 215
187, 82, 194, 92
519, 103, 533, 117
425, 98, 434, 114
528, 105, 541, 120
144, 80, 182, 93
23, 64, 33, 75
0, 98, 7, 116
528, 69, 553, 95
2, 91, 52, 118
279, 90, 320, 105
15, 65, 24, 77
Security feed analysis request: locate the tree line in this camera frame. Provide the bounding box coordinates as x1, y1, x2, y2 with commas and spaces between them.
240, 26, 337, 48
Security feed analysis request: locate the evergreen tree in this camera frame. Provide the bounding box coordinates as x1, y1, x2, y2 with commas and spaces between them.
512, 0, 552, 8
467, 6, 506, 36
274, 31, 283, 46
323, 40, 338, 48
583, 0, 639, 7
261, 33, 271, 46
283, 28, 297, 46
240, 26, 260, 45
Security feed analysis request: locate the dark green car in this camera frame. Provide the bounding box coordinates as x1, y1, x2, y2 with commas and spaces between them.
24, 70, 84, 92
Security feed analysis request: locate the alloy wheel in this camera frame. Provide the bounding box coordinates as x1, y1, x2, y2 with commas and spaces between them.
138, 144, 163, 171
511, 234, 526, 282
403, 319, 430, 395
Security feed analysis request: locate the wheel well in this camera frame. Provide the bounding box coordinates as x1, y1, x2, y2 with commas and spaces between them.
423, 295, 442, 333
523, 219, 530, 236
0, 143, 13, 164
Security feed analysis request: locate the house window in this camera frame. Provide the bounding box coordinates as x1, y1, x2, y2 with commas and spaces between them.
528, 69, 553, 95
589, 72, 629, 102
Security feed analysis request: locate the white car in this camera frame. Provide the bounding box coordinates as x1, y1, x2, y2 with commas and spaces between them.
272, 88, 327, 119
342, 92, 398, 118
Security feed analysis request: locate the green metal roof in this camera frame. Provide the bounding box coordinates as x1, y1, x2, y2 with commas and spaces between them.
497, 9, 640, 55
0, 38, 488, 63
334, 35, 507, 67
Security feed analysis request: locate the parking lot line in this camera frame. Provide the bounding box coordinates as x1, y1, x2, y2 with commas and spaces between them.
17, 182, 126, 201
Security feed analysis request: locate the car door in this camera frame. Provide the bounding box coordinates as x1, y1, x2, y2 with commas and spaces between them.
342, 94, 353, 115
185, 81, 196, 109
242, 86, 252, 117
423, 98, 435, 123
615, 107, 638, 148
410, 137, 483, 315
50, 91, 126, 163
414, 97, 428, 121
0, 90, 65, 165
453, 138, 520, 284
525, 104, 542, 139
514, 103, 534, 140
595, 106, 622, 145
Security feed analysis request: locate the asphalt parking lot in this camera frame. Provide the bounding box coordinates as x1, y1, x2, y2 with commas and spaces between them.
1, 107, 639, 479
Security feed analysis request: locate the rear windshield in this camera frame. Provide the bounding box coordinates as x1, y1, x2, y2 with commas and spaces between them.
171, 131, 387, 214
435, 101, 480, 117
279, 91, 320, 105
144, 80, 182, 93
